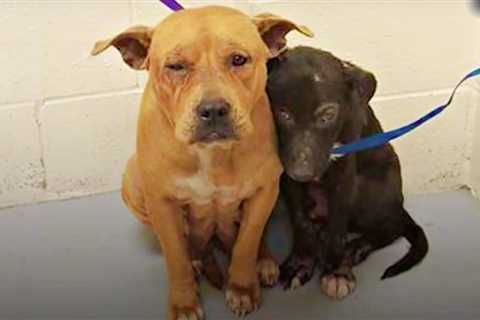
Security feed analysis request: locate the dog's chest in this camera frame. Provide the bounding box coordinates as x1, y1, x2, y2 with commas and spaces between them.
173, 150, 254, 206
307, 182, 329, 224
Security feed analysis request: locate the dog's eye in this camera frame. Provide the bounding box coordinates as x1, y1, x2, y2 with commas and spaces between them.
316, 104, 339, 126
165, 63, 186, 72
230, 54, 249, 67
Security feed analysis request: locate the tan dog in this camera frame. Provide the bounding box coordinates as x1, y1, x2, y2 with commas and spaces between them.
92, 6, 312, 320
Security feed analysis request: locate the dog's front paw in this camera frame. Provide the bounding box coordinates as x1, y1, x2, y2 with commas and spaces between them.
257, 256, 279, 287
319, 266, 356, 300
169, 295, 204, 320
170, 305, 204, 320
225, 281, 261, 317
168, 284, 204, 320
279, 254, 315, 290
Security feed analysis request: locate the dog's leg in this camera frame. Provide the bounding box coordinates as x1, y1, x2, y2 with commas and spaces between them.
217, 211, 278, 288
146, 197, 203, 320
191, 240, 225, 290
188, 205, 223, 290
345, 233, 398, 267
279, 177, 319, 290
321, 156, 358, 275
280, 220, 319, 289
226, 180, 279, 317
257, 236, 279, 288
347, 207, 428, 279
121, 155, 150, 225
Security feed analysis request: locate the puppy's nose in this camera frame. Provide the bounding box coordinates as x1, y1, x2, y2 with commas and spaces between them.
197, 99, 231, 122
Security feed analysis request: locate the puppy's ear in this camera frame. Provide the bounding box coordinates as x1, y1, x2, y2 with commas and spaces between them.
91, 25, 153, 70
253, 13, 314, 58
343, 61, 377, 105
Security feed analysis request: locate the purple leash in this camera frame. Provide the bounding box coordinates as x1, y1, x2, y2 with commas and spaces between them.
159, 0, 183, 11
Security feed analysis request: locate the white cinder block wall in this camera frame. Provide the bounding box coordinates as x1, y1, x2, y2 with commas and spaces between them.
472, 94, 480, 197
0, 0, 479, 208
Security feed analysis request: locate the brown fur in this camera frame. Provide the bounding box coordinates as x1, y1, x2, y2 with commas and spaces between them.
92, 6, 312, 320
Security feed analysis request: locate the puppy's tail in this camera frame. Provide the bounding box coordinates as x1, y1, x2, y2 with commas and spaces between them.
381, 211, 429, 280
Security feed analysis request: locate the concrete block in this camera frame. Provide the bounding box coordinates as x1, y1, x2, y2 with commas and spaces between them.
0, 1, 138, 104
372, 88, 474, 194
470, 92, 480, 197
250, 1, 479, 96
40, 91, 141, 196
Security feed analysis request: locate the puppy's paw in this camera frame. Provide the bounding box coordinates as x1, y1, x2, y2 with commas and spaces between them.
225, 281, 261, 317
319, 267, 356, 300
257, 257, 279, 287
279, 254, 315, 290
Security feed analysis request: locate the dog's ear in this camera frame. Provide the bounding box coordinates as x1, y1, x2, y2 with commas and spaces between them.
343, 61, 377, 105
91, 25, 153, 70
253, 13, 314, 58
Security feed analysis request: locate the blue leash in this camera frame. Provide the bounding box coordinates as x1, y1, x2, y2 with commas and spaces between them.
332, 68, 480, 156
158, 0, 480, 156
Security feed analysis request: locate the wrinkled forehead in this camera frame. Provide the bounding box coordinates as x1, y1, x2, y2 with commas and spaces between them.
150, 6, 267, 58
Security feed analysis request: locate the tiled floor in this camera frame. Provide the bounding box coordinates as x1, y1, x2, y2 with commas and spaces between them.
1, 191, 479, 319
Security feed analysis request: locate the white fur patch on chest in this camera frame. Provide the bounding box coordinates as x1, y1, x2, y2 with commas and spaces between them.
174, 148, 252, 206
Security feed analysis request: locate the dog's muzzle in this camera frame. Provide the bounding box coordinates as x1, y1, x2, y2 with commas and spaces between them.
193, 99, 235, 143
287, 149, 316, 182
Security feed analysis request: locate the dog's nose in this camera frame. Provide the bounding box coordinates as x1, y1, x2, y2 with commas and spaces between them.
287, 147, 316, 182
197, 99, 231, 122
288, 167, 315, 182
299, 151, 308, 161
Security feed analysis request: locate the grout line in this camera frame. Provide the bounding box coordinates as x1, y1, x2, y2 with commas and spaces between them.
128, 0, 135, 25
461, 89, 477, 190
128, 0, 144, 89
42, 87, 143, 105
33, 99, 47, 190
0, 87, 142, 109
466, 89, 480, 193
246, 0, 255, 15
372, 87, 459, 103
0, 87, 459, 110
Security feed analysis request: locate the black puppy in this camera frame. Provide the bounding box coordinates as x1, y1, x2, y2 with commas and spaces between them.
267, 47, 428, 299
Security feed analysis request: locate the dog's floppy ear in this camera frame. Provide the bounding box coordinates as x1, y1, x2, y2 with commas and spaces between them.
343, 61, 377, 105
91, 25, 153, 70
253, 13, 314, 58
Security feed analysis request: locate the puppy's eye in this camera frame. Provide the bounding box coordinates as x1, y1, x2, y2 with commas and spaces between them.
316, 104, 339, 126
165, 63, 186, 72
230, 54, 249, 67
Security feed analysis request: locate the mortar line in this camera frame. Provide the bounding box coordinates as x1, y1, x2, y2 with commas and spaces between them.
42, 87, 143, 105
372, 87, 466, 103
33, 99, 47, 190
